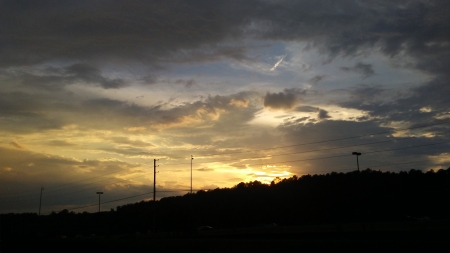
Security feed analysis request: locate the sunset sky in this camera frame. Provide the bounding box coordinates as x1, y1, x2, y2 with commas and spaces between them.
1, 0, 449, 213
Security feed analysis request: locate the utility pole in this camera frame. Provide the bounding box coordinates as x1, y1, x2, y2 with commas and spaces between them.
153, 159, 157, 202
38, 187, 44, 216
352, 152, 362, 171
96, 192, 103, 212
352, 151, 365, 231
153, 159, 159, 232
191, 155, 194, 194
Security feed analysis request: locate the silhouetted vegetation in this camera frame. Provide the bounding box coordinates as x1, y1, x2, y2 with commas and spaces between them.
2, 168, 450, 240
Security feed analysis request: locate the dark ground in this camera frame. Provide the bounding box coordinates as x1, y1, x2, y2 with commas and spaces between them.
2, 220, 450, 252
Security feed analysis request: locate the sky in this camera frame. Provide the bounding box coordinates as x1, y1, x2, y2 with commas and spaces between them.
1, 0, 449, 214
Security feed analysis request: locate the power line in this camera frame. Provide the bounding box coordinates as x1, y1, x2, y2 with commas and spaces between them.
43, 156, 450, 214
364, 140, 450, 154
163, 120, 450, 162
160, 121, 450, 166
0, 167, 131, 196
320, 158, 439, 174
1, 171, 155, 203
162, 130, 450, 166
7, 135, 449, 201
2, 121, 448, 203
32, 156, 450, 215
3, 135, 449, 204
42, 190, 189, 214
4, 119, 448, 198
240, 140, 450, 167
43, 169, 148, 195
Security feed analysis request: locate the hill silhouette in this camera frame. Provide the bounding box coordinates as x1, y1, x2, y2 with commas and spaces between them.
2, 168, 450, 239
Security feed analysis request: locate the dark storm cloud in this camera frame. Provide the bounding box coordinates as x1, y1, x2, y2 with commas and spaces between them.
1, 0, 448, 74
14, 63, 129, 90
0, 0, 257, 67
1, 1, 449, 125
340, 62, 375, 79
76, 91, 260, 134
0, 88, 260, 135
264, 89, 298, 110
347, 85, 387, 104
318, 109, 331, 120
0, 92, 45, 117
267, 1, 450, 78
65, 63, 128, 89
83, 94, 226, 127
337, 80, 450, 126
0, 91, 73, 133
278, 120, 393, 143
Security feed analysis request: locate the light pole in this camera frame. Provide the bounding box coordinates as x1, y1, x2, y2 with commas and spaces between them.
38, 187, 44, 216
191, 155, 194, 194
96, 192, 103, 212
352, 152, 362, 171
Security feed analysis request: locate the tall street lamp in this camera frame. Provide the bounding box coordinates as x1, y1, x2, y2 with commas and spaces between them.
352, 152, 362, 171
96, 192, 103, 212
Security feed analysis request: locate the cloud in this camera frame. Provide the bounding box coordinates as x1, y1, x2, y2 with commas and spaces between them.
340, 62, 375, 79
47, 140, 76, 147
337, 80, 449, 127
275, 118, 449, 176
64, 63, 128, 89
10, 141, 26, 150
229, 98, 249, 108
309, 75, 326, 85
124, 126, 147, 132
109, 137, 154, 147
140, 75, 158, 85
264, 89, 298, 110
0, 0, 448, 77
295, 105, 320, 112
197, 167, 214, 172
318, 109, 331, 120
175, 79, 197, 88
0, 0, 257, 67
7, 63, 129, 91
0, 89, 261, 136
0, 146, 139, 198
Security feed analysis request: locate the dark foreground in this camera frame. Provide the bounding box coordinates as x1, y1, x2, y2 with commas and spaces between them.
2, 221, 450, 252
2, 232, 449, 252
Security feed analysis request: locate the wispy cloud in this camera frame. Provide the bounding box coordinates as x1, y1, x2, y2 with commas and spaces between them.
10, 141, 26, 150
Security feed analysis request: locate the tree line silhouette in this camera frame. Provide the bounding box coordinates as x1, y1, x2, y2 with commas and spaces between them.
2, 168, 449, 239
